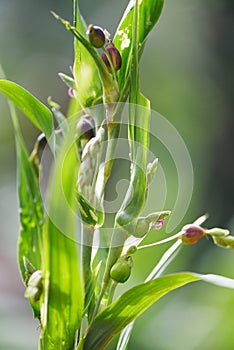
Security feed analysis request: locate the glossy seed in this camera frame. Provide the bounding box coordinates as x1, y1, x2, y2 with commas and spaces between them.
181, 224, 205, 245
87, 24, 106, 48
102, 42, 122, 72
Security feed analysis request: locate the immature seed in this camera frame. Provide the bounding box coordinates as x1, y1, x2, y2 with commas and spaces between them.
110, 257, 132, 283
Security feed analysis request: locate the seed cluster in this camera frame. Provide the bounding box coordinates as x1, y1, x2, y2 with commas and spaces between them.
87, 24, 122, 73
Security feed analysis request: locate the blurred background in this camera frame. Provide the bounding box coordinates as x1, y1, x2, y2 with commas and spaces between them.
0, 0, 234, 349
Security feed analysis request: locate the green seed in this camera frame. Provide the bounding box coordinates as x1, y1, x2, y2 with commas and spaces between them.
110, 258, 132, 283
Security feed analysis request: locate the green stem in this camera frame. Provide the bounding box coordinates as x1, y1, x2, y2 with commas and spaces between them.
107, 281, 118, 305
138, 233, 182, 250
90, 128, 104, 202
73, 0, 77, 27
92, 226, 128, 319
103, 121, 120, 188
81, 225, 94, 291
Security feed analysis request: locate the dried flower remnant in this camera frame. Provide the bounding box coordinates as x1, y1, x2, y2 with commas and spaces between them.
76, 115, 95, 141
149, 218, 166, 231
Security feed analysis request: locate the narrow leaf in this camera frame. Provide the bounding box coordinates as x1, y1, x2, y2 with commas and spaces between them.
83, 271, 234, 350
72, 0, 102, 109
8, 102, 43, 317
40, 127, 83, 349
197, 273, 234, 289
116, 95, 150, 227
114, 0, 164, 90
0, 79, 54, 141
83, 273, 200, 350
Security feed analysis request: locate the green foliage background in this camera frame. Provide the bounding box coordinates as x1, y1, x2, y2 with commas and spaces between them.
0, 0, 233, 349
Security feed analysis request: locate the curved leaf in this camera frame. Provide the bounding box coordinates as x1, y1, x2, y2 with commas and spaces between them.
83, 272, 234, 350
114, 0, 164, 90
0, 79, 54, 140
83, 273, 199, 350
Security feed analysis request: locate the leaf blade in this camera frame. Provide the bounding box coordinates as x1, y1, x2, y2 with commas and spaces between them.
8, 102, 44, 317
72, 2, 102, 109
83, 273, 200, 350
83, 271, 234, 350
114, 0, 164, 90
0, 79, 54, 140
40, 127, 83, 349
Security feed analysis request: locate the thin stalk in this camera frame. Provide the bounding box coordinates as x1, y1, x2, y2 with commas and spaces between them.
81, 225, 94, 291
92, 288, 105, 321
138, 232, 182, 250
128, 0, 139, 160
102, 121, 120, 189
72, 0, 77, 27
90, 127, 104, 202
107, 281, 118, 305
92, 226, 128, 319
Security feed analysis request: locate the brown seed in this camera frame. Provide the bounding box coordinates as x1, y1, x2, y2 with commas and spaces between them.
181, 224, 205, 245
87, 24, 106, 48
102, 42, 122, 72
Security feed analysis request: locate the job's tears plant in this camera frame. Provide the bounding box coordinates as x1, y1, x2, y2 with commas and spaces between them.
1, 1, 234, 349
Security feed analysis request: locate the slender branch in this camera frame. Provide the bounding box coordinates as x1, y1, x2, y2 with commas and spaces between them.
81, 225, 94, 290
138, 232, 182, 250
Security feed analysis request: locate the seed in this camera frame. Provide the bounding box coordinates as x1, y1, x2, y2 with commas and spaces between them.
181, 224, 205, 245
87, 24, 106, 48
110, 257, 132, 283
102, 42, 122, 72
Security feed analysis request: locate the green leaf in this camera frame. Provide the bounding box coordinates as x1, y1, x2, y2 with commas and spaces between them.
114, 0, 164, 91
8, 102, 43, 318
17, 141, 43, 280
0, 79, 54, 141
83, 272, 234, 350
116, 1, 150, 227
72, 1, 102, 109
76, 191, 104, 227
116, 95, 150, 227
40, 127, 83, 349
83, 273, 199, 350
128, 0, 140, 158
